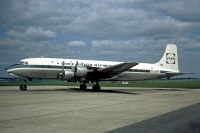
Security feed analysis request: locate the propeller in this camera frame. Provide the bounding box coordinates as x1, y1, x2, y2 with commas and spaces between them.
61, 61, 65, 80
72, 61, 79, 82
62, 61, 65, 72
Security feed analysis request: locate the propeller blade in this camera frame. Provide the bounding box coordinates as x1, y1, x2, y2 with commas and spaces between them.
74, 61, 78, 73
62, 61, 65, 74
72, 61, 78, 82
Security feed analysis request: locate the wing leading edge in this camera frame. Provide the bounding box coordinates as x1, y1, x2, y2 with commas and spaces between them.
86, 62, 138, 81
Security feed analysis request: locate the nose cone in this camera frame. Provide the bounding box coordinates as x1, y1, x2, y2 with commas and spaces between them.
5, 64, 21, 78
5, 64, 20, 73
5, 65, 11, 72
5, 65, 13, 72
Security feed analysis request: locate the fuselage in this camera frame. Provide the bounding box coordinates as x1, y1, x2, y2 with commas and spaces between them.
6, 57, 180, 81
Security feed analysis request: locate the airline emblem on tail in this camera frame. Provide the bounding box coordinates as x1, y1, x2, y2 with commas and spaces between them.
166, 53, 175, 64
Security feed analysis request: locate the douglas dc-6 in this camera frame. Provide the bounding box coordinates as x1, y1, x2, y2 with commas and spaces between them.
6, 44, 182, 91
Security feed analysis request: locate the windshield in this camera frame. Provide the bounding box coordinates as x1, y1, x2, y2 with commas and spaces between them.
19, 61, 24, 64
19, 61, 28, 65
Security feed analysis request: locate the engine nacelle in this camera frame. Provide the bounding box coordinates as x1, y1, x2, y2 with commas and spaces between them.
75, 66, 88, 77
64, 71, 74, 81
58, 66, 88, 81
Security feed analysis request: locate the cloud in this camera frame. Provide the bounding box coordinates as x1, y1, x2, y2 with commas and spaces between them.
91, 39, 164, 50
7, 27, 56, 40
68, 41, 86, 47
100, 50, 122, 55
0, 0, 193, 39
91, 40, 132, 48
147, 0, 200, 22
0, 0, 199, 77
0, 0, 197, 43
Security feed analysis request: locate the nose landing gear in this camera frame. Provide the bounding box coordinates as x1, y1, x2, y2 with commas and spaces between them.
19, 80, 28, 91
19, 84, 27, 91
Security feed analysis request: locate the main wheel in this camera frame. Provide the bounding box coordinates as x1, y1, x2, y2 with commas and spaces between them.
92, 84, 101, 92
20, 84, 27, 91
80, 84, 87, 90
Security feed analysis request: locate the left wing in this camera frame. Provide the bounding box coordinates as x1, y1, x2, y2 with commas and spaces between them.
86, 62, 138, 81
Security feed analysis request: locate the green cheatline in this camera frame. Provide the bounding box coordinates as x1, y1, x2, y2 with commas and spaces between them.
0, 79, 200, 89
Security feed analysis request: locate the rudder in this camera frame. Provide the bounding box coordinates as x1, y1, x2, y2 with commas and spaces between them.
155, 44, 179, 72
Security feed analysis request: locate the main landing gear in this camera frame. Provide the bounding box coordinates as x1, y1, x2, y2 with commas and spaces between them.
80, 83, 87, 90
79, 82, 101, 91
92, 82, 101, 92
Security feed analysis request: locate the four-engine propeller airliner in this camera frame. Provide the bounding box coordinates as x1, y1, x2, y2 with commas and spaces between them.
6, 44, 182, 91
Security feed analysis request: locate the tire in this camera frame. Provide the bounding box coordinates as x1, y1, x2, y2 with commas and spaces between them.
20, 84, 27, 91
80, 84, 87, 90
92, 84, 101, 92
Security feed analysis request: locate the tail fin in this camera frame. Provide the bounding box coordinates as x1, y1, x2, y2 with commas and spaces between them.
155, 44, 179, 72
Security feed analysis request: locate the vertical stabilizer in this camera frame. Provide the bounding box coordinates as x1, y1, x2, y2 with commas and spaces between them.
156, 44, 179, 72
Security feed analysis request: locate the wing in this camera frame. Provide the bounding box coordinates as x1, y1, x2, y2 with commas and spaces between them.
86, 62, 138, 81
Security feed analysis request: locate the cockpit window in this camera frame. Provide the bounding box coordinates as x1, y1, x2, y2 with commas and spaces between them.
19, 61, 24, 64
19, 61, 28, 65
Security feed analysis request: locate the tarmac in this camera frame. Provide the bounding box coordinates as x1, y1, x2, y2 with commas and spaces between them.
0, 86, 200, 133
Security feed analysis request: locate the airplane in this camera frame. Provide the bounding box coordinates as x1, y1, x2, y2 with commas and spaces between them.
5, 44, 182, 91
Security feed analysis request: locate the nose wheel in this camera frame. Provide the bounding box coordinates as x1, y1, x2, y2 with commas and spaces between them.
19, 80, 28, 91
20, 84, 27, 91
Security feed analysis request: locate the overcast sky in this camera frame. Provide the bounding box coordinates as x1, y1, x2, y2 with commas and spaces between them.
0, 0, 200, 78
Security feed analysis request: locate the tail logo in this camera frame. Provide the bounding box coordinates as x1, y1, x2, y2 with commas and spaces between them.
166, 53, 175, 64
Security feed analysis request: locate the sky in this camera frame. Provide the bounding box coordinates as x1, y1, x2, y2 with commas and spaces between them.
0, 0, 200, 78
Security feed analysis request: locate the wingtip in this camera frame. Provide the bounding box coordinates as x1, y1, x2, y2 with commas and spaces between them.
129, 62, 138, 67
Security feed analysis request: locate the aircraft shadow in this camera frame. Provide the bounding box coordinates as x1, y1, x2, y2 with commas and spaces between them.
67, 88, 138, 95
0, 87, 187, 95
24, 87, 138, 95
